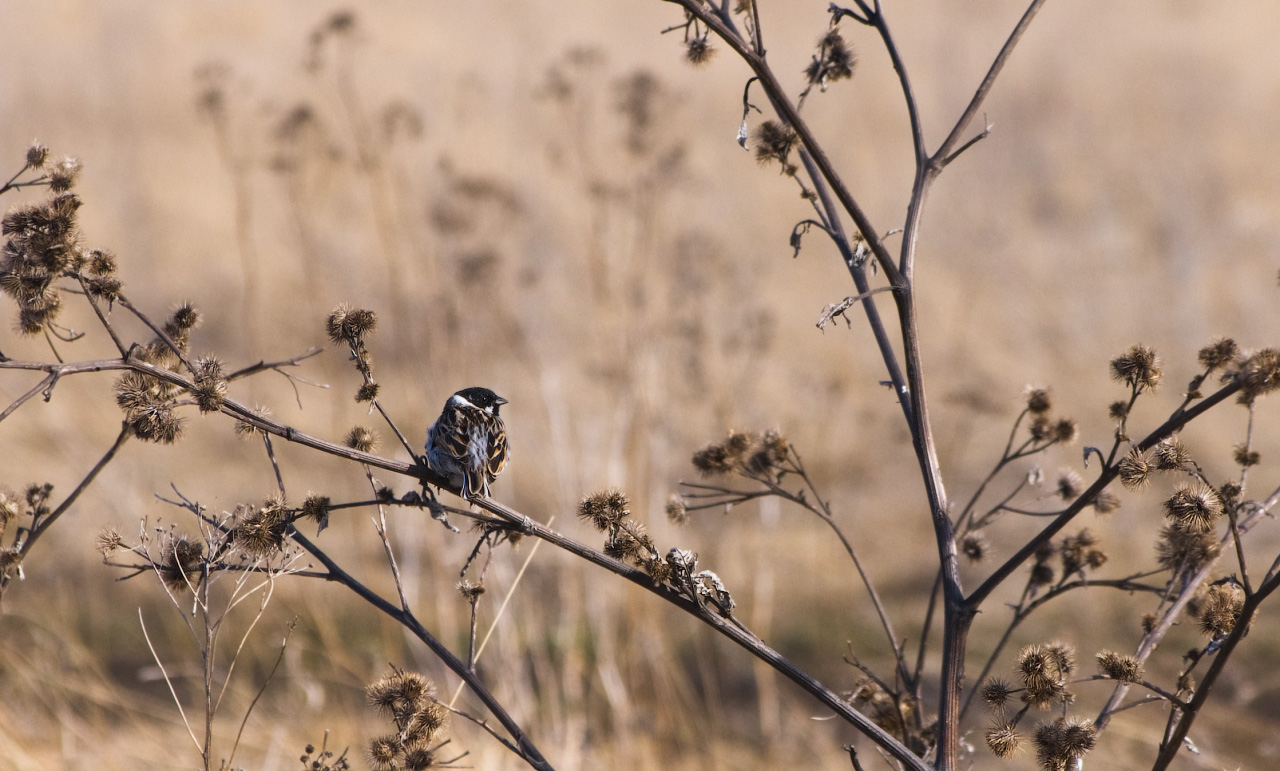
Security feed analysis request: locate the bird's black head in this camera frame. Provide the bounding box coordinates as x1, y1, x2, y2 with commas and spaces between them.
453, 386, 508, 415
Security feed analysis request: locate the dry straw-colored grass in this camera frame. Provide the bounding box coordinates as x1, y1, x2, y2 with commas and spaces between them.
3, 1, 1280, 769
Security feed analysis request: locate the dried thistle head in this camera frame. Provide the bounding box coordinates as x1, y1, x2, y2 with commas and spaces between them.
344, 426, 378, 453
665, 493, 688, 525
233, 494, 290, 557
985, 722, 1023, 759
1051, 418, 1078, 444
367, 668, 436, 718
1025, 387, 1052, 415
301, 493, 331, 525
234, 405, 271, 438
1233, 444, 1260, 468
159, 533, 204, 592
1033, 717, 1096, 771
578, 489, 629, 531
26, 142, 49, 168
1059, 530, 1102, 575
961, 532, 988, 563
685, 35, 715, 66
1198, 338, 1239, 372
1117, 448, 1152, 491
1110, 344, 1162, 392
356, 381, 380, 403
1108, 400, 1130, 422
1016, 642, 1074, 709
753, 120, 797, 171
191, 356, 228, 413
457, 580, 485, 602
1096, 650, 1142, 683
1055, 469, 1083, 501
1233, 348, 1280, 403
1195, 583, 1244, 638
1163, 483, 1222, 533
1155, 523, 1221, 573
805, 28, 856, 91
980, 678, 1015, 711
1152, 437, 1190, 470
96, 526, 125, 556
48, 157, 81, 192
326, 303, 377, 345
1091, 490, 1120, 514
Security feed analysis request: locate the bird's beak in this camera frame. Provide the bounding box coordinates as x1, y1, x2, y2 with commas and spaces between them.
495, 396, 509, 406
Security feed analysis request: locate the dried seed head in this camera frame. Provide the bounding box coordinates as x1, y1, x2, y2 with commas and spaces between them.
1109, 344, 1162, 391
1033, 717, 1096, 771
1029, 415, 1052, 442
326, 303, 378, 344
753, 120, 797, 168
1025, 387, 1052, 414
457, 580, 485, 601
1152, 437, 1190, 470
367, 668, 436, 717
1096, 650, 1143, 682
356, 381, 380, 403
1155, 523, 1221, 573
0, 548, 22, 581
401, 744, 435, 771
1234, 348, 1280, 403
1052, 419, 1078, 444
1108, 400, 1130, 422
234, 405, 271, 438
981, 678, 1015, 710
985, 723, 1023, 758
578, 489, 629, 530
1117, 448, 1152, 491
685, 35, 715, 66
26, 142, 49, 168
96, 526, 125, 555
1017, 643, 1070, 709
1092, 490, 1121, 514
1233, 444, 1260, 467
301, 493, 331, 524
961, 532, 988, 563
1055, 469, 1083, 501
1059, 530, 1099, 575
1196, 584, 1244, 638
233, 494, 290, 557
367, 734, 399, 770
159, 533, 204, 592
47, 157, 81, 192
1163, 484, 1222, 533
1198, 338, 1239, 371
665, 493, 688, 525
344, 426, 378, 452
191, 356, 227, 413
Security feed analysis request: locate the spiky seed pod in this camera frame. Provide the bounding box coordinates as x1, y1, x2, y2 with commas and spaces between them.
367, 734, 400, 770
301, 493, 331, 524
1055, 469, 1083, 501
367, 669, 436, 718
1092, 490, 1120, 514
1059, 530, 1098, 575
163, 302, 201, 350
986, 723, 1023, 758
26, 142, 49, 168
1026, 388, 1052, 414
233, 495, 290, 557
643, 554, 674, 583
1218, 481, 1242, 509
685, 35, 715, 66
401, 744, 435, 771
48, 157, 81, 192
159, 534, 204, 592
961, 532, 988, 563
234, 405, 271, 438
1029, 415, 1051, 442
1096, 651, 1143, 682
1051, 419, 1078, 444
665, 493, 688, 525
981, 678, 1015, 710
1152, 437, 1191, 470
457, 580, 485, 601
326, 305, 351, 344
355, 381, 380, 403
1234, 348, 1280, 403
1117, 448, 1152, 490
1108, 400, 1130, 421
344, 426, 378, 452
1163, 484, 1222, 533
692, 442, 733, 476
578, 489, 629, 531
407, 701, 448, 740
1233, 444, 1261, 467
760, 428, 789, 465
1198, 338, 1239, 371
1196, 584, 1244, 638
1141, 613, 1158, 634
753, 120, 797, 168
191, 356, 228, 413
328, 304, 378, 344
1033, 717, 1096, 771
86, 248, 116, 275
96, 526, 124, 555
1109, 344, 1162, 391
1017, 643, 1072, 709
1155, 523, 1221, 573
127, 401, 184, 443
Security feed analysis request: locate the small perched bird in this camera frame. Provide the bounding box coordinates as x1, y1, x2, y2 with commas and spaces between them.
425, 387, 509, 499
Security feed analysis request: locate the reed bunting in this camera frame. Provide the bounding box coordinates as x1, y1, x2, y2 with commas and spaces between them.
425, 387, 509, 499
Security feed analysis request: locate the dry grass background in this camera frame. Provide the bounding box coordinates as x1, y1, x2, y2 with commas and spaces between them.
2, 1, 1280, 769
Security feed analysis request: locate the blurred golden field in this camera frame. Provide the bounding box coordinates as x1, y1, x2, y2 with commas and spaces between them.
3, 1, 1280, 769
